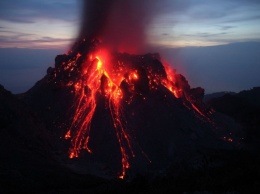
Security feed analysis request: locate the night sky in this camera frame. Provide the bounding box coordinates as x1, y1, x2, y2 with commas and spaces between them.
0, 0, 260, 94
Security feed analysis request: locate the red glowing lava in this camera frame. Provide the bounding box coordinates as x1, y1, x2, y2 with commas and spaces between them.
64, 48, 135, 178
62, 41, 209, 178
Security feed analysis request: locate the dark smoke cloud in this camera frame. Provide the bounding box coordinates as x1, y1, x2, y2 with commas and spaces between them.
79, 0, 115, 40
78, 0, 161, 53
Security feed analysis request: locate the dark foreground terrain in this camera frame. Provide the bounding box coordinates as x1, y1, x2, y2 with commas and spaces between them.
1, 86, 260, 193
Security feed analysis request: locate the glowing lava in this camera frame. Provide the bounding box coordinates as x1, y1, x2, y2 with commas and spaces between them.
62, 41, 209, 178
64, 49, 136, 178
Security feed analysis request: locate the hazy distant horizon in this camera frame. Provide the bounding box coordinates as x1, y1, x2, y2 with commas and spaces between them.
0, 41, 259, 94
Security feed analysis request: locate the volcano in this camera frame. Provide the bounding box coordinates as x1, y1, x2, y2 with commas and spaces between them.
2, 0, 260, 192
20, 38, 236, 179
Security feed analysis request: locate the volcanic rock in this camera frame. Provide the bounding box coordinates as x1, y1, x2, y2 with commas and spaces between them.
20, 40, 236, 179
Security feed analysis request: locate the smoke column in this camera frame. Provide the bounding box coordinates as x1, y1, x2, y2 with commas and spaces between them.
78, 0, 158, 53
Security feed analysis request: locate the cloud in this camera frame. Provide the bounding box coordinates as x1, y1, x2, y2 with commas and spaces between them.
184, 32, 228, 38
183, 0, 260, 23
219, 26, 236, 31
0, 0, 79, 24
0, 36, 74, 44
0, 1, 78, 49
225, 15, 260, 23
161, 33, 169, 36
0, 28, 74, 49
0, 28, 35, 39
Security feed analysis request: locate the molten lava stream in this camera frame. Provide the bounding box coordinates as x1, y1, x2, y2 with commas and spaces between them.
100, 58, 135, 178
108, 91, 135, 178
66, 56, 104, 158
65, 52, 135, 178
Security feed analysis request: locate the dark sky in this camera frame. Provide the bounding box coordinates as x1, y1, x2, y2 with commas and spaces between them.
0, 0, 260, 94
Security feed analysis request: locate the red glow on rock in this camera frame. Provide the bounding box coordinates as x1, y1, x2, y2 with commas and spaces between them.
64, 49, 135, 178
60, 40, 210, 178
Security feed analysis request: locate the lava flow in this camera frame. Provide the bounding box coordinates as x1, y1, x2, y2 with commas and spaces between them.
55, 39, 211, 179
64, 48, 136, 178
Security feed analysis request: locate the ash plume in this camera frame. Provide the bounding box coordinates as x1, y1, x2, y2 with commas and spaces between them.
78, 0, 158, 53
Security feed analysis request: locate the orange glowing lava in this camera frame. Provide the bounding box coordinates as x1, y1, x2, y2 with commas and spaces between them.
63, 44, 208, 178
65, 49, 136, 178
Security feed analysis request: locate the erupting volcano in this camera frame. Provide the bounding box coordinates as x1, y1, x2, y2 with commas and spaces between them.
52, 38, 213, 178
2, 1, 260, 192
23, 38, 228, 179
21, 0, 236, 179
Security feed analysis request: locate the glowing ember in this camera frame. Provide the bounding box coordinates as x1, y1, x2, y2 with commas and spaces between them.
58, 40, 209, 178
